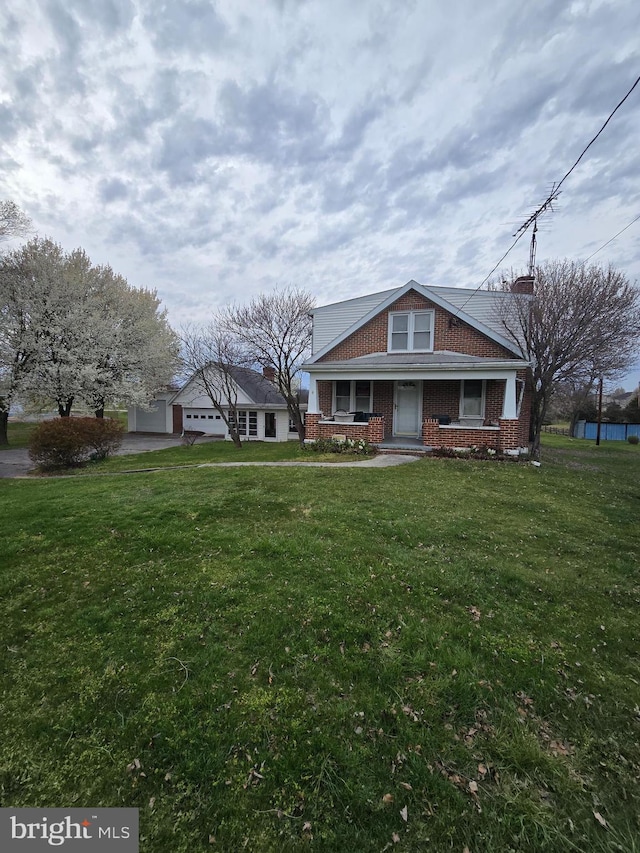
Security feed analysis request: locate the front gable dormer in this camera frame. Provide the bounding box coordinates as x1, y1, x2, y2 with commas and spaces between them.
310, 283, 521, 364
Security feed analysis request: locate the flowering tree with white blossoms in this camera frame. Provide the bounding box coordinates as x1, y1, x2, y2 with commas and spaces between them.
0, 237, 179, 444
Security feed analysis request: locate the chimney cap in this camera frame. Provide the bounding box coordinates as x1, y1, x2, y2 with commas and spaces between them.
511, 275, 534, 295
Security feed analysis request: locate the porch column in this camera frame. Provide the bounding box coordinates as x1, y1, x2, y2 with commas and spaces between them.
502, 374, 517, 419
308, 376, 320, 414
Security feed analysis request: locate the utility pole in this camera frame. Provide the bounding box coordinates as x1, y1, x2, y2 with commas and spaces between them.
596, 375, 603, 446
528, 218, 538, 278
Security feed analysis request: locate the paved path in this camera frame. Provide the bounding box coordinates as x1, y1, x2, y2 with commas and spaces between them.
0, 434, 218, 479
0, 434, 420, 479
195, 455, 419, 469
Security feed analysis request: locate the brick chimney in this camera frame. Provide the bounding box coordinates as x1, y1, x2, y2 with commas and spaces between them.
511, 275, 534, 295
262, 365, 276, 382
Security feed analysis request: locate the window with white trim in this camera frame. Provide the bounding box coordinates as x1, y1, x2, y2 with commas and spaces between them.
388, 310, 434, 352
333, 380, 372, 413
460, 380, 485, 418
228, 410, 258, 436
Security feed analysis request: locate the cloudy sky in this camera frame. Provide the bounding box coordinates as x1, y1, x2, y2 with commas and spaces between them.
2, 0, 640, 384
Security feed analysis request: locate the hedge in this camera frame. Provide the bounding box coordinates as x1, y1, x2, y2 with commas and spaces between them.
29, 417, 124, 469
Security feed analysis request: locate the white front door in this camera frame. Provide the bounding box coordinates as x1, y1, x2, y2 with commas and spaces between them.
394, 381, 421, 436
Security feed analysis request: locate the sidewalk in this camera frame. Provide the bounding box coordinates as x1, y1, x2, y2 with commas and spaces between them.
0, 434, 420, 478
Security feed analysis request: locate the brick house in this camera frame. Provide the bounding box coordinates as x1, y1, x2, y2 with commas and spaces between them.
302, 279, 532, 454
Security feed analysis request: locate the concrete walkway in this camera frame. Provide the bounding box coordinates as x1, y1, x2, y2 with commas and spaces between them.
0, 433, 421, 479
195, 455, 419, 469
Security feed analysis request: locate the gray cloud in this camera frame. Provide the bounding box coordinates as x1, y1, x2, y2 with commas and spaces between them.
99, 178, 130, 203
144, 0, 227, 54
1, 0, 638, 382
67, 0, 135, 34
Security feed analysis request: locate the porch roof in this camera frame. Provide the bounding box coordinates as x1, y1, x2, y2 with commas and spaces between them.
305, 350, 529, 374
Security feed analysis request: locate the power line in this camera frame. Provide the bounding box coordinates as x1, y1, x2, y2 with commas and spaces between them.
550, 73, 640, 200
583, 212, 640, 263
454, 72, 640, 313
466, 230, 528, 294
514, 73, 640, 240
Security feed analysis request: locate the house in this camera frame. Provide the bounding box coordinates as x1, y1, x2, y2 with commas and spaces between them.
302, 279, 532, 454
128, 366, 304, 442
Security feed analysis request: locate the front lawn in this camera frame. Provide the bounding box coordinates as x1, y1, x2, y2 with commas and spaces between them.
0, 436, 638, 851
1, 412, 127, 451
1, 420, 38, 450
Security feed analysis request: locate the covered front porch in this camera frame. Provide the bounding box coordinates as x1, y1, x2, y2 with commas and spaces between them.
304, 357, 529, 454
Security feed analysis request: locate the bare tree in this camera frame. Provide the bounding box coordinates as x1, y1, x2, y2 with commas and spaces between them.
0, 200, 32, 244
497, 259, 640, 459
548, 378, 598, 434
223, 287, 314, 443
180, 320, 251, 448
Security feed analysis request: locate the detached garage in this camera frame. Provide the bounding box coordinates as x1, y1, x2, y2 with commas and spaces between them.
128, 368, 305, 443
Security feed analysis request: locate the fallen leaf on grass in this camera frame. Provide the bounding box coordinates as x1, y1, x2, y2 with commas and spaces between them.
399, 782, 412, 790
400, 806, 408, 822
302, 822, 312, 832
593, 811, 608, 828
549, 740, 573, 757
392, 833, 400, 843
383, 793, 394, 803
468, 780, 478, 794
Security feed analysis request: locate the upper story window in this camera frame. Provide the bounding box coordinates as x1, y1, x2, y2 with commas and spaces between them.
388, 310, 434, 352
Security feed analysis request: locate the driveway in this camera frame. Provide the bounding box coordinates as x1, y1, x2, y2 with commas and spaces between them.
0, 434, 216, 479
0, 433, 420, 479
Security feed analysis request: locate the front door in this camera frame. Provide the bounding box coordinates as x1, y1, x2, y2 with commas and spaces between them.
394, 381, 421, 436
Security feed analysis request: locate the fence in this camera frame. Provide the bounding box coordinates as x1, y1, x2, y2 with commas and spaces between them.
541, 426, 570, 436
573, 420, 640, 441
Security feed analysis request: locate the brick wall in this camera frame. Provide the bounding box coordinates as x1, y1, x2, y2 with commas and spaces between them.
305, 413, 320, 440
306, 415, 385, 443
317, 381, 332, 417
318, 377, 516, 437
373, 381, 394, 438
498, 419, 520, 451
422, 418, 500, 449
309, 412, 521, 452
518, 369, 532, 446
319, 289, 515, 362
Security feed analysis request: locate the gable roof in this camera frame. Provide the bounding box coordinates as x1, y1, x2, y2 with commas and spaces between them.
173, 365, 289, 408
308, 280, 524, 362
226, 366, 287, 405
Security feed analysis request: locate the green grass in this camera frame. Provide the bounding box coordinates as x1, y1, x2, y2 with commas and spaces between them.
2, 413, 127, 452
1, 420, 38, 449
1, 435, 639, 851
84, 439, 321, 472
